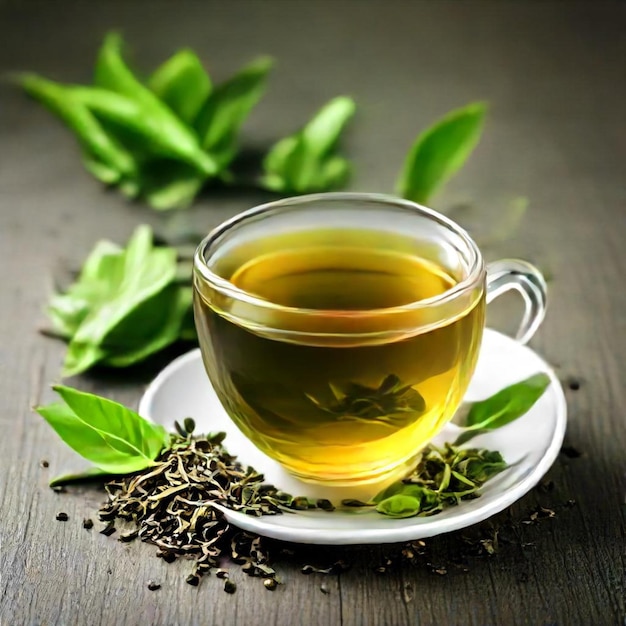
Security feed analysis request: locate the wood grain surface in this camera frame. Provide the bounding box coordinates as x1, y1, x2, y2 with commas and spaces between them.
0, 2, 624, 625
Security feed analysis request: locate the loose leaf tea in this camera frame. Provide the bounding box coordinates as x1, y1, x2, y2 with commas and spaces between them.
97, 430, 288, 588
453, 373, 551, 445
397, 102, 487, 204
372, 444, 507, 518
261, 96, 355, 193
45, 225, 192, 375
305, 375, 426, 426
35, 374, 553, 590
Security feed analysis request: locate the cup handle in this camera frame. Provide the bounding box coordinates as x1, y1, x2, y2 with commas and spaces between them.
486, 259, 547, 345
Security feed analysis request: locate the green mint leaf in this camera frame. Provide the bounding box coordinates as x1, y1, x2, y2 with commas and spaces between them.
375, 494, 422, 518
62, 225, 178, 375
195, 56, 273, 169
82, 157, 122, 185
261, 96, 355, 193
138, 160, 206, 211
299, 96, 356, 157
48, 240, 124, 338
20, 73, 136, 180
46, 225, 191, 376
35, 385, 168, 474
49, 466, 112, 487
148, 49, 212, 125
372, 481, 425, 504
453, 428, 489, 447
397, 101, 487, 204
101, 285, 192, 367
71, 86, 215, 177
93, 32, 216, 176
453, 373, 551, 445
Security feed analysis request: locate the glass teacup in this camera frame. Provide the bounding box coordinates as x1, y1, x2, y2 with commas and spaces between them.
193, 193, 546, 485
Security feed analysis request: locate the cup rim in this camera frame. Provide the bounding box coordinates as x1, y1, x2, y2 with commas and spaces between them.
193, 192, 485, 318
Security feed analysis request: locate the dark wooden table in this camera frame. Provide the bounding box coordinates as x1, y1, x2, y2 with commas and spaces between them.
1, 1, 624, 624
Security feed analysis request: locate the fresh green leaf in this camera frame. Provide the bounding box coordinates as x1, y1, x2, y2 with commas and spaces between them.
138, 160, 206, 211
35, 385, 168, 474
148, 49, 212, 125
261, 96, 355, 193
465, 373, 550, 428
49, 466, 112, 487
48, 240, 124, 338
93, 32, 216, 176
101, 284, 192, 367
397, 101, 487, 204
45, 225, 192, 376
20, 73, 136, 180
62, 226, 178, 375
83, 157, 122, 185
195, 56, 273, 168
372, 480, 425, 504
375, 494, 422, 518
71, 86, 215, 176
299, 96, 356, 159
453, 373, 551, 445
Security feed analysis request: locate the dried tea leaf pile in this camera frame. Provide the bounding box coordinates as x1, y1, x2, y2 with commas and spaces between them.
99, 424, 289, 587
94, 420, 510, 589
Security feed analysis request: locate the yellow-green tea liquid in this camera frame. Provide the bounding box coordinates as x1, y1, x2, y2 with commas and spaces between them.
194, 240, 485, 483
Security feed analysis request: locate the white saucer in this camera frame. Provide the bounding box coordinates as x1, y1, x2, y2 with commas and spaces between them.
139, 329, 566, 545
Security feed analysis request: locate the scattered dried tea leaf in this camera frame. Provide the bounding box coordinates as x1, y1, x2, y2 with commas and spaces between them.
560, 445, 583, 459
119, 530, 139, 543
263, 578, 277, 590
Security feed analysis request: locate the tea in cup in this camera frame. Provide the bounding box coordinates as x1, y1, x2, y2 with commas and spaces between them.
193, 193, 546, 485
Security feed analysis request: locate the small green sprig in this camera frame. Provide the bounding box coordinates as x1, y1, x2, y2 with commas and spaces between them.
45, 225, 193, 376
397, 102, 487, 205
36, 385, 169, 476
20, 33, 273, 210
261, 96, 356, 193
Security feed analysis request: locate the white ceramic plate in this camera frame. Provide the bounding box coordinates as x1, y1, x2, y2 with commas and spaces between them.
139, 329, 566, 545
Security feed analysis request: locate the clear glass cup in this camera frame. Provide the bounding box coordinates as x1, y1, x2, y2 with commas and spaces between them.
193, 193, 547, 485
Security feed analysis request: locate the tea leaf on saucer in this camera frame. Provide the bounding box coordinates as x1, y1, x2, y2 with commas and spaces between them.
261, 96, 356, 193
397, 101, 487, 204
35, 385, 169, 478
46, 225, 193, 376
453, 373, 551, 446
372, 444, 507, 519
376, 494, 422, 518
